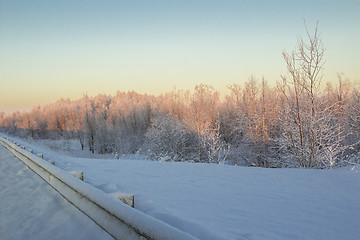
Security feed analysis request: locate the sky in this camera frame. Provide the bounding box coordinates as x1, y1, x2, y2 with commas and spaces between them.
0, 0, 359, 113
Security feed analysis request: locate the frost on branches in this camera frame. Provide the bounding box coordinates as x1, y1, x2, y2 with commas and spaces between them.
278, 22, 350, 169
143, 114, 196, 162
0, 23, 358, 168
143, 114, 229, 164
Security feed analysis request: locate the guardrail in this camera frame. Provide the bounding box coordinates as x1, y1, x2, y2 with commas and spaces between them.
0, 135, 198, 240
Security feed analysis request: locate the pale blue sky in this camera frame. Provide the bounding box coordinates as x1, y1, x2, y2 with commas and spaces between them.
0, 0, 359, 113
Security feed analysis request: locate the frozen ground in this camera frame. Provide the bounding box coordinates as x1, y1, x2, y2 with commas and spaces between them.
0, 145, 112, 240
1, 134, 360, 240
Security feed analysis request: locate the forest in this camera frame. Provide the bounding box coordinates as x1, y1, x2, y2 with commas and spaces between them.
1, 26, 359, 169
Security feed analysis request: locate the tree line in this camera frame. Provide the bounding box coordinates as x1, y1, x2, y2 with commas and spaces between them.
1, 25, 359, 168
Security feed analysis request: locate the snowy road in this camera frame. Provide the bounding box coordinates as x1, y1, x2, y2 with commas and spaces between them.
0, 145, 112, 240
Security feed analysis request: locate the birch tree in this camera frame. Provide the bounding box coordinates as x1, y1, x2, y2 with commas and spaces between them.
278, 22, 347, 168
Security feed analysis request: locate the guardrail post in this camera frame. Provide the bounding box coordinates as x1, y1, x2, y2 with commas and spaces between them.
69, 171, 84, 181
109, 192, 135, 208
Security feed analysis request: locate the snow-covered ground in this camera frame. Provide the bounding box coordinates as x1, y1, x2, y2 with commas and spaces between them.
1, 134, 360, 240
0, 145, 112, 240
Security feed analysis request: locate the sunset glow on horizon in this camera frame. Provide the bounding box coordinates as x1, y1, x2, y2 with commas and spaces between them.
1, 0, 359, 113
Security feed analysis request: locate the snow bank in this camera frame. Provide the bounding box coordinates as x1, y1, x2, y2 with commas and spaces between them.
2, 133, 360, 240
0, 135, 198, 240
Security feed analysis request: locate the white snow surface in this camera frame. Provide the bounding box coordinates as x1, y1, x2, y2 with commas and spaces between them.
1, 134, 360, 240
0, 145, 113, 240
0, 137, 197, 240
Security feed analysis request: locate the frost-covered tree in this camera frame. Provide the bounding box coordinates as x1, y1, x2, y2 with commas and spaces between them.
347, 88, 360, 158
83, 99, 97, 154
325, 73, 353, 124
200, 117, 229, 164
349, 89, 360, 134
278, 23, 348, 168
232, 77, 279, 167
0, 62, 357, 167
92, 94, 113, 154
144, 114, 197, 161
144, 113, 228, 164
218, 95, 241, 145
190, 84, 220, 162
165, 88, 191, 121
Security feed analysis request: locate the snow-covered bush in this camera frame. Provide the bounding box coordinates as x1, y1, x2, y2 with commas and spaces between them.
199, 119, 230, 164
143, 114, 198, 162
144, 114, 230, 164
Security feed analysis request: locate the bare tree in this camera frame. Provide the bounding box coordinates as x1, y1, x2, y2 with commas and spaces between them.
236, 76, 279, 167
190, 84, 220, 162
200, 116, 230, 164
325, 73, 353, 122
278, 22, 347, 168
349, 89, 360, 133
83, 97, 96, 154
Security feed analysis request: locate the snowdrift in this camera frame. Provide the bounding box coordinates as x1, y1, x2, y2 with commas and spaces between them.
0, 135, 197, 240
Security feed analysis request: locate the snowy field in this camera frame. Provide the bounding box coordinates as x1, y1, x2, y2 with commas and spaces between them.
1, 134, 360, 240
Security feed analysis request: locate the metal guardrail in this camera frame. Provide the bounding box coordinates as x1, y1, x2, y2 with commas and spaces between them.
0, 135, 198, 240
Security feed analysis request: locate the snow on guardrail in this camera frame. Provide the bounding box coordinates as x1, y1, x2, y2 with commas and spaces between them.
0, 135, 198, 240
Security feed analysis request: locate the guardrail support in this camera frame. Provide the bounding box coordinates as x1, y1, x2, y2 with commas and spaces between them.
69, 171, 84, 181
109, 192, 135, 208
